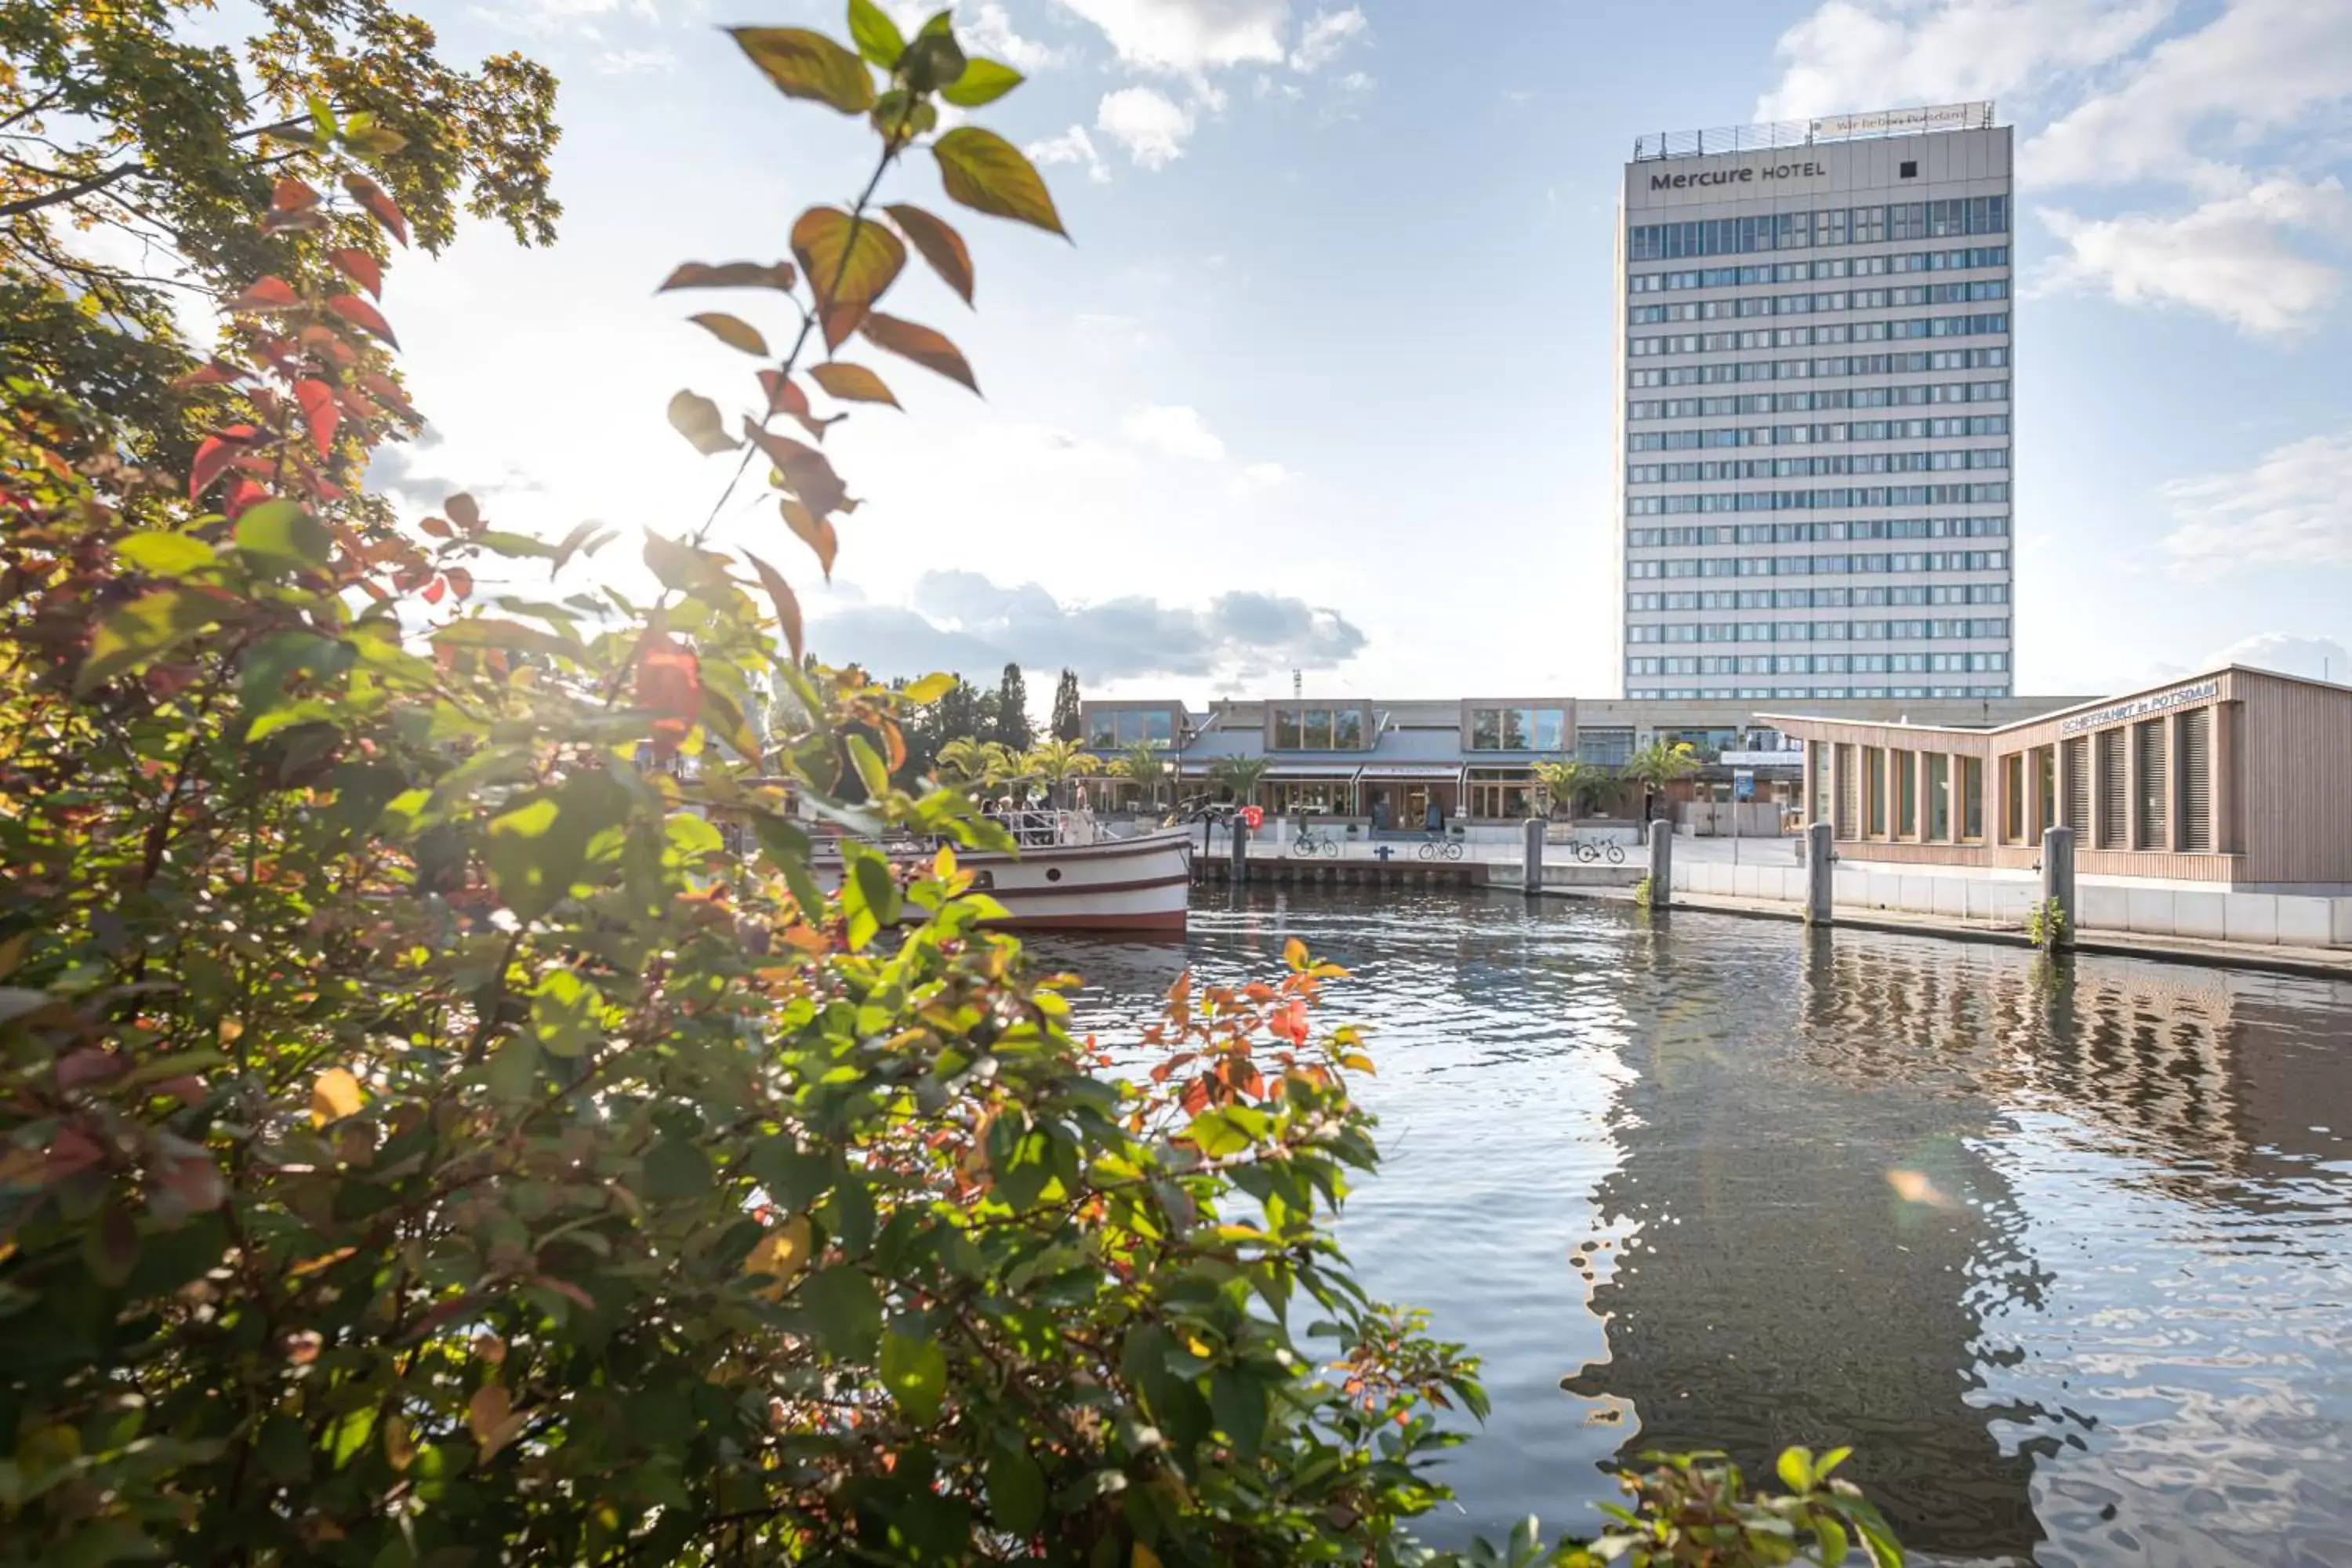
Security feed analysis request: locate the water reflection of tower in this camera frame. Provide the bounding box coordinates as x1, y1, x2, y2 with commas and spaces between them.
1562, 927, 2045, 1562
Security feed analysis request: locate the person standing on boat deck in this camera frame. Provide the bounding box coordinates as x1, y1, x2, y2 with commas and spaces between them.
1073, 782, 1090, 815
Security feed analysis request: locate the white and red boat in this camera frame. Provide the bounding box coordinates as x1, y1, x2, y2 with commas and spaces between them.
819, 812, 1194, 934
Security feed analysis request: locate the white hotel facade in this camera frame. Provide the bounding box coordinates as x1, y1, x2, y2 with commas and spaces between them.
1616, 104, 2016, 702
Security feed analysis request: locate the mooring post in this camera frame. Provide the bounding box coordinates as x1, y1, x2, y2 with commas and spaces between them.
1646, 818, 1673, 909
1806, 820, 1835, 926
1523, 818, 1545, 896
2040, 824, 2076, 950
1229, 813, 1249, 885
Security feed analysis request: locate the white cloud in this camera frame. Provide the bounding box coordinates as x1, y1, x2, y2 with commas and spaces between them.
1027, 124, 1110, 183
958, 2, 1068, 71
593, 47, 677, 74
1097, 86, 1196, 169
1053, 0, 1287, 75
1754, 0, 2170, 124
1240, 461, 1294, 487
2197, 631, 2352, 683
2037, 176, 2352, 336
2026, 0, 2352, 188
2159, 423, 2352, 570
1123, 404, 1226, 461
1288, 5, 1367, 71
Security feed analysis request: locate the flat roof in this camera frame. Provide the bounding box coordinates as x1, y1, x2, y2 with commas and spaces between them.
1760, 664, 2352, 739
1631, 102, 1995, 162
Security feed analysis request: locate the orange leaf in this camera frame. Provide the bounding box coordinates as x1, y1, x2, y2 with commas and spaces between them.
227, 276, 300, 313
421, 575, 446, 604
445, 493, 481, 533
272, 177, 320, 212
170, 359, 244, 390
635, 633, 704, 750
742, 420, 850, 518
858, 312, 978, 395
741, 549, 807, 664
328, 247, 383, 299
659, 260, 797, 292
327, 294, 399, 348
358, 372, 417, 421
808, 362, 898, 407
295, 379, 339, 460
190, 435, 241, 501
444, 566, 474, 600
780, 498, 838, 581
342, 174, 408, 246
884, 204, 975, 306
789, 205, 905, 347
757, 371, 841, 442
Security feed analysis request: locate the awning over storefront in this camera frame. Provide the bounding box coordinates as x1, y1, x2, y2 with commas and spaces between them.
1356, 763, 1465, 781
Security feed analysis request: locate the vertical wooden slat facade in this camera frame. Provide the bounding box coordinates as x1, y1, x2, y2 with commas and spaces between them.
1766, 666, 2352, 887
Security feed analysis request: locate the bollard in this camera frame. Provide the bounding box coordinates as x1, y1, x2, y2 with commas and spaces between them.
1806, 820, 1835, 926
2039, 824, 2075, 950
1229, 812, 1250, 885
1523, 818, 1546, 896
1646, 818, 1673, 909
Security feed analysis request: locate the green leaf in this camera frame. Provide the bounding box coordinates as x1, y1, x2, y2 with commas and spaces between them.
730, 27, 875, 114
1777, 1446, 1813, 1494
903, 672, 953, 704
529, 970, 601, 1058
75, 588, 224, 695
899, 30, 964, 94
844, 840, 901, 935
880, 1330, 947, 1425
750, 811, 827, 916
488, 1033, 539, 1102
117, 531, 219, 576
667, 390, 738, 455
789, 205, 907, 347
933, 127, 1067, 238
430, 619, 579, 662
1210, 1368, 1269, 1462
985, 1444, 1046, 1534
845, 732, 891, 798
748, 1142, 832, 1210
942, 56, 1023, 107
1813, 1519, 1850, 1568
641, 1138, 714, 1203
232, 499, 332, 572
1185, 1107, 1258, 1159
847, 0, 906, 67
800, 1265, 882, 1359
689, 312, 769, 356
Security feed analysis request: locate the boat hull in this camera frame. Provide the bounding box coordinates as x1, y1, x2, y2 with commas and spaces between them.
819, 826, 1193, 934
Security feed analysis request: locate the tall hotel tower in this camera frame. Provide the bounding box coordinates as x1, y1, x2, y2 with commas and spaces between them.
1617, 104, 2015, 701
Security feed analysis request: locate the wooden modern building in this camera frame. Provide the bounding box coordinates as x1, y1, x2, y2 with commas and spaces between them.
1766, 666, 2352, 891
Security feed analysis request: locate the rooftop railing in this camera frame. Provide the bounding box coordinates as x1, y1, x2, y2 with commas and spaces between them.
1632, 102, 1994, 162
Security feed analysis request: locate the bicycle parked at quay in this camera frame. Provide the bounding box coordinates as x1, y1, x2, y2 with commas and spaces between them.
1572, 839, 1627, 865
1289, 822, 1341, 858
1415, 834, 1464, 862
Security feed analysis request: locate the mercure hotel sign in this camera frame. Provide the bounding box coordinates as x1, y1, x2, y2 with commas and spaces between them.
2059, 681, 2220, 736
1650, 160, 1828, 191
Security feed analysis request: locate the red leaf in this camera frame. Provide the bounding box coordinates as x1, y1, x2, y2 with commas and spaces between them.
780, 498, 838, 581
272, 177, 320, 212
190, 437, 238, 501
420, 517, 452, 539
859, 312, 979, 396
757, 370, 841, 442
421, 575, 447, 604
328, 247, 383, 299
341, 175, 409, 246
227, 276, 301, 313
171, 359, 245, 390
445, 493, 481, 534
635, 633, 704, 750
741, 420, 849, 517
326, 294, 399, 348
741, 549, 806, 664
1269, 999, 1308, 1045
295, 379, 340, 460
223, 478, 270, 519
444, 566, 474, 600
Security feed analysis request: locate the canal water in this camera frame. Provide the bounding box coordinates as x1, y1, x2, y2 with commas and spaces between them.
1035, 886, 2352, 1567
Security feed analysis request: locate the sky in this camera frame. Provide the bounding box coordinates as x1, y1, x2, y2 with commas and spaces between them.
365, 0, 2352, 707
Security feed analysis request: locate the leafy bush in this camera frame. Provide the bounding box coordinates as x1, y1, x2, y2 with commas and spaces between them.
0, 6, 1904, 1565
2025, 895, 2067, 950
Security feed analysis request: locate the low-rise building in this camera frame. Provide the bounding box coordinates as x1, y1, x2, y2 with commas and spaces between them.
1767, 665, 2352, 891
1079, 690, 2082, 826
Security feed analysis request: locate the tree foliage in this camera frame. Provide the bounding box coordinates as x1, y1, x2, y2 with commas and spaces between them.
1624, 740, 1700, 798
1207, 756, 1272, 808
0, 7, 1901, 1565
991, 660, 1033, 753
1530, 761, 1616, 818
1050, 667, 1081, 743
0, 0, 561, 465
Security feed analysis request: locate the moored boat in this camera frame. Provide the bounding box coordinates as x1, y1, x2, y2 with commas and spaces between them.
816, 812, 1192, 934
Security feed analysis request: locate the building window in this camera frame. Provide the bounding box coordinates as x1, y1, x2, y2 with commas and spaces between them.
1835, 742, 1859, 839
1864, 746, 1886, 836
1265, 780, 1351, 815
1961, 756, 1984, 841
2061, 735, 2090, 835
2177, 706, 2213, 854
2001, 752, 2025, 844
1926, 753, 1950, 840
2034, 746, 2057, 838
1893, 750, 1917, 839
1810, 740, 1831, 826
1271, 706, 1364, 751
1470, 706, 1566, 751
1577, 727, 1634, 767
2134, 720, 2168, 849
1468, 768, 1537, 819
2096, 728, 2127, 850
1087, 709, 1176, 750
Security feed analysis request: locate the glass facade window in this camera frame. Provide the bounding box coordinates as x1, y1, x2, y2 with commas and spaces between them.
1926, 753, 1951, 840
1468, 768, 1537, 818
1264, 781, 1351, 815
1894, 750, 1917, 838
1961, 757, 1984, 840
1270, 706, 1365, 751
1087, 709, 1175, 750
1577, 727, 1635, 767
1864, 746, 1886, 835
2001, 752, 2025, 844
1470, 706, 1567, 751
